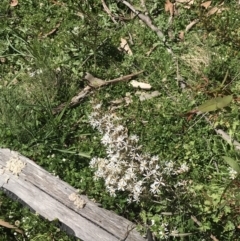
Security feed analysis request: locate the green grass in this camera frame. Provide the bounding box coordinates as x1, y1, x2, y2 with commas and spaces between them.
1, 0, 240, 240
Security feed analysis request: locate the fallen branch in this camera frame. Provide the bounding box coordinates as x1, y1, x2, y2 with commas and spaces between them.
52, 71, 143, 114
202, 115, 240, 151
101, 0, 118, 24
191, 216, 219, 241
117, 0, 164, 40
85, 70, 144, 87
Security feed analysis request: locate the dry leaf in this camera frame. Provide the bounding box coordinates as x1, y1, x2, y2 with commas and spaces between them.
130, 80, 151, 90
84, 72, 105, 88
176, 0, 194, 3
135, 91, 160, 101
201, 1, 211, 9
0, 57, 6, 63
185, 19, 199, 32
179, 31, 184, 41
216, 5, 228, 14
0, 219, 23, 234
210, 234, 219, 241
165, 0, 174, 16
207, 6, 218, 16
119, 38, 133, 56
10, 0, 18, 7
176, 0, 194, 9
110, 93, 133, 108
146, 43, 159, 56
41, 23, 61, 38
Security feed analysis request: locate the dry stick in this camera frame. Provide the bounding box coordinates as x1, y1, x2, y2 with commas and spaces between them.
191, 216, 219, 241
101, 0, 118, 24
185, 19, 199, 32
52, 71, 143, 114
103, 70, 144, 85
205, 118, 240, 151
117, 0, 168, 46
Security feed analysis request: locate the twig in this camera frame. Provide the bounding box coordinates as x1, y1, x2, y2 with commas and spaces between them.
185, 19, 199, 32
52, 71, 143, 114
191, 216, 219, 241
117, 0, 165, 40
214, 128, 240, 151
101, 0, 118, 24
203, 116, 240, 151
104, 70, 144, 85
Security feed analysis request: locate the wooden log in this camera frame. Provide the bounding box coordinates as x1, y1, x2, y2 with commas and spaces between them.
0, 148, 146, 241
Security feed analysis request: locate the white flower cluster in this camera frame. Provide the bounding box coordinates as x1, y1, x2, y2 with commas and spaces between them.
88, 103, 190, 202
228, 167, 238, 180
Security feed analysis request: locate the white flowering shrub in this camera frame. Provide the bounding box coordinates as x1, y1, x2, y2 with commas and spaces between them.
88, 103, 190, 203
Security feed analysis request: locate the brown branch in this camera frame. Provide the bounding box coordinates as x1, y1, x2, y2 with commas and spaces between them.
104, 70, 144, 85
185, 19, 199, 32
118, 0, 164, 40
52, 71, 143, 114
191, 216, 219, 241
203, 116, 240, 151
101, 0, 118, 24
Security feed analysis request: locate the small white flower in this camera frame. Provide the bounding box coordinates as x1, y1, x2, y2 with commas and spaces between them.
228, 167, 238, 179
150, 155, 159, 163
118, 178, 127, 191
93, 103, 102, 110
89, 157, 98, 168
150, 182, 159, 194
115, 135, 127, 148
101, 133, 113, 145
115, 125, 125, 132
176, 163, 189, 174
89, 117, 101, 129
107, 186, 117, 197
140, 159, 149, 172
164, 161, 174, 174
129, 134, 139, 142
143, 170, 152, 180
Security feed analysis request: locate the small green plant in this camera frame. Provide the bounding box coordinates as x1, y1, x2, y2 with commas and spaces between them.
1, 0, 240, 240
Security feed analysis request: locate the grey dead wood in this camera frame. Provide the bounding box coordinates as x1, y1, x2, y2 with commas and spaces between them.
0, 148, 146, 241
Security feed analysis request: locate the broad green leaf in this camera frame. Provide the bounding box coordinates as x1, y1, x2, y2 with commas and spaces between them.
222, 156, 240, 173
197, 95, 232, 113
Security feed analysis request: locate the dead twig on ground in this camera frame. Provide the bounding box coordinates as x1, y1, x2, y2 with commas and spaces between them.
52, 71, 143, 114
191, 216, 219, 241
101, 0, 118, 24
117, 0, 165, 40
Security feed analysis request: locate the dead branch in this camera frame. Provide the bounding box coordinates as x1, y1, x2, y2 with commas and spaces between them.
52, 71, 143, 114
191, 216, 219, 241
101, 0, 118, 24
104, 70, 144, 85
185, 19, 199, 32
117, 0, 164, 40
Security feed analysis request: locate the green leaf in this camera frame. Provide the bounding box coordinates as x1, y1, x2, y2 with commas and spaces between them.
222, 156, 240, 173
53, 148, 91, 158
197, 95, 232, 113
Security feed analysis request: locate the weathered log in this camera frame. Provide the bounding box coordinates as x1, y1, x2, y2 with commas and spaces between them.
0, 148, 146, 241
